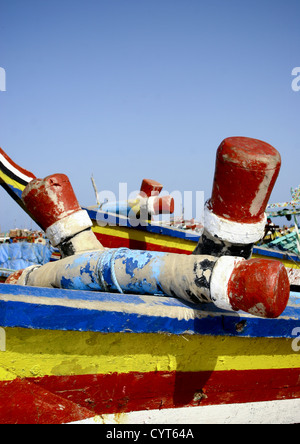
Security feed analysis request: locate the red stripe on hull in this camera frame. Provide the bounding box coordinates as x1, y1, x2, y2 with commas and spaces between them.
0, 379, 94, 424
94, 231, 192, 255
27, 368, 300, 415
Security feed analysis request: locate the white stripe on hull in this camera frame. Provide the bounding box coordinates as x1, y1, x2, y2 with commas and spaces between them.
68, 398, 300, 425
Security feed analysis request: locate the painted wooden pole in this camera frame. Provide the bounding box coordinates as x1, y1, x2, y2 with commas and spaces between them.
101, 195, 174, 219
22, 174, 103, 257
194, 137, 282, 259
9, 248, 290, 318
140, 178, 163, 197
100, 178, 174, 219
138, 179, 174, 215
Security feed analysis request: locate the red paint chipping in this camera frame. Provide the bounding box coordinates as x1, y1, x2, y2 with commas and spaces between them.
209, 137, 281, 223
0, 379, 94, 424
228, 258, 290, 318
5, 269, 25, 285
22, 174, 81, 230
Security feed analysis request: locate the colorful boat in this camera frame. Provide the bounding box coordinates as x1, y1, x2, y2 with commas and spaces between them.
0, 138, 300, 424
0, 283, 299, 424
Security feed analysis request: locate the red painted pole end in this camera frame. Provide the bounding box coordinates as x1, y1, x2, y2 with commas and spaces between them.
5, 270, 25, 285
152, 195, 175, 215
22, 174, 81, 231
209, 137, 281, 224
140, 179, 163, 197
228, 258, 290, 318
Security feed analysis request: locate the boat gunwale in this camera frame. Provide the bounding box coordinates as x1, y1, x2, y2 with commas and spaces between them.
0, 283, 299, 339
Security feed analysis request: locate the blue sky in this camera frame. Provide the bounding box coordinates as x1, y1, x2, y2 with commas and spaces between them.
0, 0, 299, 231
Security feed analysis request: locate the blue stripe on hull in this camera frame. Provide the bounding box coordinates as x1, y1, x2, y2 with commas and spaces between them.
0, 284, 298, 339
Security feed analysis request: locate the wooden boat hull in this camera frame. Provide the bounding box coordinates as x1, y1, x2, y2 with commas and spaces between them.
0, 283, 299, 424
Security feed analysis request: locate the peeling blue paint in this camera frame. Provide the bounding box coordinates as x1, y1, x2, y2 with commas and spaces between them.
123, 251, 152, 277
90, 249, 169, 295
58, 252, 102, 291
124, 257, 140, 278
61, 275, 90, 291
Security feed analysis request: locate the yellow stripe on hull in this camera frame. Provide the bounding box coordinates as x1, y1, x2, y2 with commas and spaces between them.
0, 328, 298, 381
92, 224, 300, 267
92, 224, 196, 252
252, 253, 300, 269
0, 170, 26, 193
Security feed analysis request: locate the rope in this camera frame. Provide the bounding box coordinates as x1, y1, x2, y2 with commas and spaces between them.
96, 252, 109, 292
96, 248, 130, 294
110, 248, 129, 294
